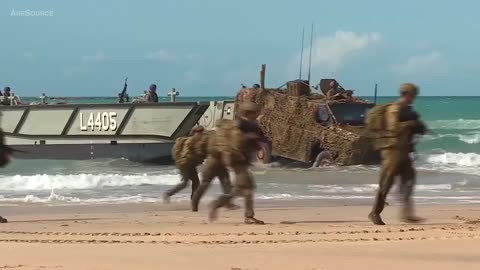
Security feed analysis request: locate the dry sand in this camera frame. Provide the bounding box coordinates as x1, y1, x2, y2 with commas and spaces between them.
0, 202, 479, 270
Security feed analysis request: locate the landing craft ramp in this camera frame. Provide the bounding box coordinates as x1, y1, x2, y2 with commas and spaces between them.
0, 102, 209, 163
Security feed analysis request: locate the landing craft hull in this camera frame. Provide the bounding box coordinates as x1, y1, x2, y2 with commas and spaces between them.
0, 102, 210, 164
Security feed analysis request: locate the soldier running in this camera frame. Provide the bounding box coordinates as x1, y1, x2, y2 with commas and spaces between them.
164, 125, 235, 205
193, 101, 266, 224
0, 128, 14, 223
367, 83, 427, 225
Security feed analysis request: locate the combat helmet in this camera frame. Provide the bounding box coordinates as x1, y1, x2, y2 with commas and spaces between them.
399, 83, 419, 96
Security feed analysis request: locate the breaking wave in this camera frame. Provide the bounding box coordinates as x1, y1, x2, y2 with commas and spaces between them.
422, 133, 480, 144
427, 119, 480, 130
0, 173, 181, 191
425, 152, 480, 167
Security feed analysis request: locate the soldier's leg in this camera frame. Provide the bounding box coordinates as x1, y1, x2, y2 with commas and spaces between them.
189, 167, 200, 200
209, 165, 263, 224
191, 157, 218, 212
216, 166, 239, 209
163, 167, 190, 203
399, 158, 424, 223
208, 189, 237, 222
369, 150, 398, 225
233, 165, 263, 224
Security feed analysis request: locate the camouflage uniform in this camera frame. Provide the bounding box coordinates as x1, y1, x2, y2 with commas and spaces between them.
164, 126, 233, 202
195, 102, 265, 224
0, 128, 13, 223
369, 83, 426, 225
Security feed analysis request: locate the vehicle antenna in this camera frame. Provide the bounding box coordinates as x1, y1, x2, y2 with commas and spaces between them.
307, 22, 314, 85
299, 27, 305, 80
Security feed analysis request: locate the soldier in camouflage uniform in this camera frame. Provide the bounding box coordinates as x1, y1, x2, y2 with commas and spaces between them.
0, 128, 14, 223
368, 83, 427, 225
164, 126, 234, 205
193, 102, 265, 224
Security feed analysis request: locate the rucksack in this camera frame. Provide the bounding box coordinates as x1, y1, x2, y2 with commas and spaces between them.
364, 103, 392, 132
171, 137, 188, 162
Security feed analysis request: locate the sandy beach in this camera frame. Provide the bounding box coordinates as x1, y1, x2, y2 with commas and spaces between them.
0, 201, 479, 270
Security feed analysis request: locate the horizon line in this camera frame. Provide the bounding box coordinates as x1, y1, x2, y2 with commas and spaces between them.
17, 95, 480, 98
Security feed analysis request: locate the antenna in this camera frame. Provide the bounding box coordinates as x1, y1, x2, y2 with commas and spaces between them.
299, 27, 305, 80
307, 22, 314, 85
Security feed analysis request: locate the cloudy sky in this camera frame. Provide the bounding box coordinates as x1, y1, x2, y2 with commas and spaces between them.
1, 0, 478, 96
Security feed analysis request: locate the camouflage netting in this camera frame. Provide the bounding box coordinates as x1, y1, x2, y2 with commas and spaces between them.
235, 88, 378, 165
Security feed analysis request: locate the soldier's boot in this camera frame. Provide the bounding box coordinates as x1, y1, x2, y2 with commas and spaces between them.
368, 212, 385, 226
0, 216, 7, 223
163, 181, 188, 204
244, 217, 264, 225
400, 205, 424, 224
243, 190, 264, 225
399, 178, 424, 223
369, 193, 388, 225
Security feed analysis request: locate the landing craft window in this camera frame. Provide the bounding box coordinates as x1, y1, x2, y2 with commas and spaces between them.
328, 103, 374, 126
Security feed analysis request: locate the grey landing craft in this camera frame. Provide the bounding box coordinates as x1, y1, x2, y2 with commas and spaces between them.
0, 101, 233, 163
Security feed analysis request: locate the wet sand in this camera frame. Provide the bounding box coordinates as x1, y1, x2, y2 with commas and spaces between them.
0, 202, 480, 270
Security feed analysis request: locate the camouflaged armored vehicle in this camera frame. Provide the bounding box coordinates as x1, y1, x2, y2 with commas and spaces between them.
235, 78, 379, 166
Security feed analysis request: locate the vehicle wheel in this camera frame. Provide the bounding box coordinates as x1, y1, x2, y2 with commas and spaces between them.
255, 142, 272, 164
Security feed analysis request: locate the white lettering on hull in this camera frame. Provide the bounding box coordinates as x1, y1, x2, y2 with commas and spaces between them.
79, 112, 117, 131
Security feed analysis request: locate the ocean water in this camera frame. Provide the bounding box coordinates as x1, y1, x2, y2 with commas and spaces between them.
1, 96, 479, 206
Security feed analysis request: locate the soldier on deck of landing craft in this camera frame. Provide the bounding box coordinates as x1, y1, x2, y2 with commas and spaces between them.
146, 84, 159, 103
193, 102, 265, 224
368, 83, 427, 225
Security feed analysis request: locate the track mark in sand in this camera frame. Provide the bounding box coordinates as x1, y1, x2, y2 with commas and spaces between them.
0, 228, 426, 237
0, 265, 62, 269
453, 215, 480, 224
1, 235, 480, 245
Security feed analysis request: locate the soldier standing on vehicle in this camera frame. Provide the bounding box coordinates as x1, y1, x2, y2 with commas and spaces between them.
326, 81, 342, 100
197, 102, 266, 224
367, 83, 427, 225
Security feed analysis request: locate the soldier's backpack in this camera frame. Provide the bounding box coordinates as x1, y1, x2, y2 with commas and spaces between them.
364, 103, 393, 132
171, 137, 188, 162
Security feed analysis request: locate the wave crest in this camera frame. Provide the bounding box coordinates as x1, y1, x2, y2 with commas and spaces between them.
427, 119, 480, 130
425, 152, 480, 167
0, 173, 181, 191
